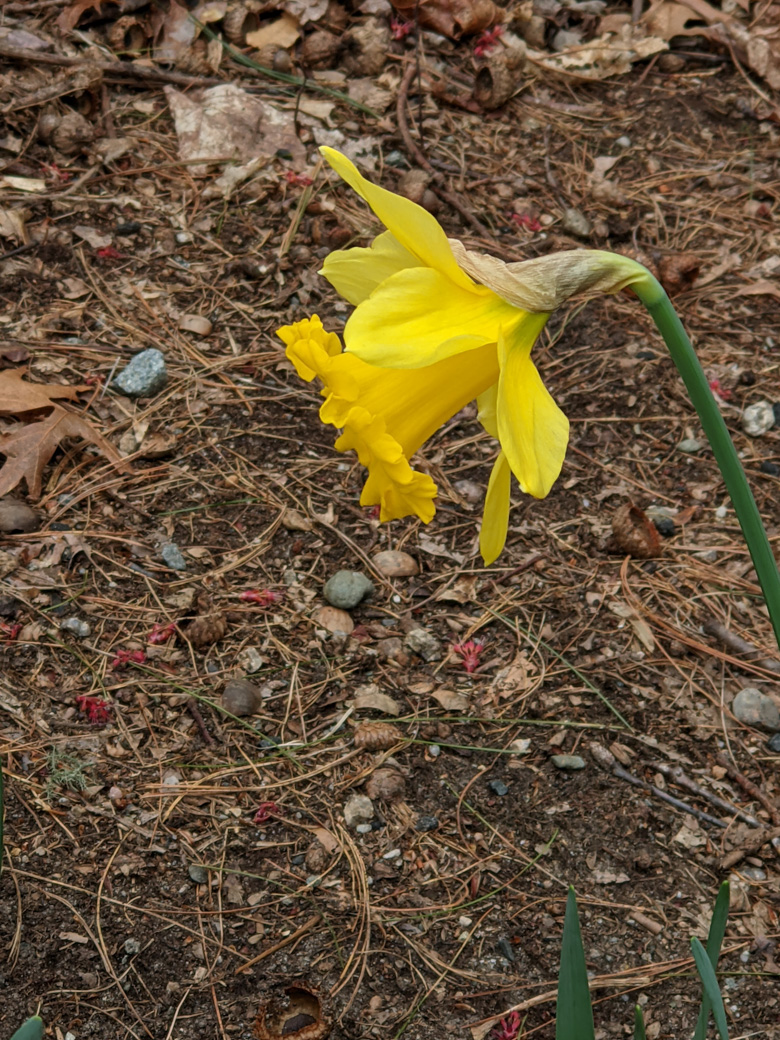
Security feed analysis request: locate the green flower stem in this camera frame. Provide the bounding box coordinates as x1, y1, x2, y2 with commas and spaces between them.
631, 275, 780, 654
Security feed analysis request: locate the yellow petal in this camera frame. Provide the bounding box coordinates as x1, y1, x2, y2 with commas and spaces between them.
321, 231, 420, 305
344, 267, 521, 368
496, 318, 569, 498
476, 384, 499, 439
320, 146, 474, 291
480, 451, 511, 565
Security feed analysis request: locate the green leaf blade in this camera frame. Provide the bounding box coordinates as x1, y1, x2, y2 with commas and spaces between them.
556, 888, 595, 1040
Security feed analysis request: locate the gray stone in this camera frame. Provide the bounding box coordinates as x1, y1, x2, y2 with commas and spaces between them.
616, 135, 631, 148
551, 754, 586, 771
561, 207, 591, 238
124, 938, 141, 955
161, 542, 187, 571
113, 348, 167, 398
488, 779, 509, 796
60, 617, 90, 638
742, 400, 776, 437
0, 497, 39, 533
732, 687, 780, 732
415, 815, 439, 832
404, 626, 442, 662
768, 732, 780, 753
323, 570, 374, 609
677, 438, 702, 454
188, 864, 208, 884
343, 793, 374, 829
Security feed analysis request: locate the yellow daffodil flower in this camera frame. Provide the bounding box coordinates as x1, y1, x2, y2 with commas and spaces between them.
279, 147, 654, 564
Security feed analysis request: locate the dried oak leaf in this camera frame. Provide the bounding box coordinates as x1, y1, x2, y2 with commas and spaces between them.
0, 405, 129, 498
57, 0, 107, 33
611, 503, 661, 559
389, 0, 500, 38
0, 368, 85, 416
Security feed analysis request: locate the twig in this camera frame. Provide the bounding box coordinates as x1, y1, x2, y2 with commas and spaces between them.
702, 618, 780, 674
651, 761, 761, 827
396, 62, 489, 236
187, 698, 216, 747
715, 753, 780, 825
720, 825, 780, 869
234, 913, 321, 973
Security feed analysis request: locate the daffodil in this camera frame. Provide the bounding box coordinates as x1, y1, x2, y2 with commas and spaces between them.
276, 148, 780, 657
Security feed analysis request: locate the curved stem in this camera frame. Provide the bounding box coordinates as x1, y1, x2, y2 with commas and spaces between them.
631, 275, 780, 655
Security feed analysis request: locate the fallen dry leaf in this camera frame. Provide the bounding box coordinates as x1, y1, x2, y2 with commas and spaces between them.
0, 369, 84, 415
57, 0, 106, 33
389, 0, 500, 38
0, 405, 130, 497
431, 688, 470, 711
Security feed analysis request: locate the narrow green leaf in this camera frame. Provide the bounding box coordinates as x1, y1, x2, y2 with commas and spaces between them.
556, 888, 595, 1040
633, 1005, 647, 1040
692, 938, 729, 1040
693, 881, 730, 1040
10, 1018, 44, 1040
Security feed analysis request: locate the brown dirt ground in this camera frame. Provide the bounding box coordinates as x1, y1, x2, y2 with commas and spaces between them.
1, 4, 780, 1040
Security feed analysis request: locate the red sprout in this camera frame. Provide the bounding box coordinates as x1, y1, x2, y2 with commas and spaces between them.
452, 639, 484, 673
111, 648, 147, 670
239, 589, 285, 606
76, 694, 111, 725
390, 17, 413, 40
254, 801, 284, 824
148, 621, 177, 644
491, 1011, 521, 1040
284, 171, 313, 187
511, 212, 542, 233
95, 246, 125, 261
0, 621, 22, 640
474, 24, 504, 57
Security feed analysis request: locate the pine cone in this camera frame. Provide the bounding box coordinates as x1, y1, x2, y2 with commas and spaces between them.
354, 721, 403, 751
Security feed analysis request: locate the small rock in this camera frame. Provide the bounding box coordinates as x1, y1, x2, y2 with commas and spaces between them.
678, 438, 702, 454
223, 678, 263, 717
551, 754, 586, 771
615, 135, 631, 148
768, 732, 780, 752
497, 936, 516, 962
178, 314, 212, 336
60, 617, 90, 638
238, 646, 265, 673
742, 401, 776, 437
415, 815, 439, 832
377, 637, 407, 664
372, 549, 418, 577
382, 848, 401, 860
732, 687, 780, 732
404, 626, 442, 662
428, 744, 441, 758
355, 823, 373, 834
760, 461, 779, 476
0, 497, 39, 533
188, 864, 208, 884
343, 793, 374, 829
314, 605, 354, 637
160, 543, 187, 571
365, 767, 405, 803
458, 915, 472, 928
561, 207, 591, 238
715, 505, 728, 519
124, 938, 141, 955
453, 479, 482, 504
488, 779, 509, 796
653, 517, 676, 538
323, 570, 374, 609
113, 348, 167, 398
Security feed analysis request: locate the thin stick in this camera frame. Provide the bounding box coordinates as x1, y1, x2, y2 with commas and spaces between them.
715, 753, 780, 826
702, 619, 780, 675
234, 913, 321, 974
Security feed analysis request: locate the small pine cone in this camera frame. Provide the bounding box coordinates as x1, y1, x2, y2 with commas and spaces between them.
188, 605, 228, 647
354, 721, 403, 751
305, 841, 329, 874
108, 15, 147, 54
365, 767, 405, 804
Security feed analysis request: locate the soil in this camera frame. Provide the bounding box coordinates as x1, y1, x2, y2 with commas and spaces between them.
1, 4, 779, 1040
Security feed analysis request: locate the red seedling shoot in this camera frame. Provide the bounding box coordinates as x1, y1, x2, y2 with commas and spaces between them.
511, 212, 542, 233
0, 620, 21, 640
148, 621, 176, 644
474, 24, 504, 57
284, 171, 313, 187
76, 694, 111, 725
95, 246, 124, 262
709, 378, 732, 401
111, 648, 147, 670
239, 589, 284, 606
390, 16, 413, 40
491, 1011, 521, 1040
40, 162, 71, 183
452, 639, 484, 673
254, 801, 284, 824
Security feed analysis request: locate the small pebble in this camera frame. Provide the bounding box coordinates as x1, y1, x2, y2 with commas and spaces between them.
453, 479, 482, 504
404, 626, 442, 662
616, 135, 631, 148
415, 815, 439, 832
188, 864, 208, 884
561, 207, 591, 238
677, 438, 702, 454
774, 402, 780, 426
488, 779, 509, 796
372, 549, 418, 578
323, 570, 374, 609
238, 646, 265, 673
654, 517, 676, 538
60, 617, 90, 638
222, 678, 263, 717
497, 936, 516, 962
760, 461, 779, 476
742, 400, 776, 437
343, 793, 374, 829
0, 496, 39, 533
732, 687, 780, 732
551, 754, 586, 771
738, 866, 766, 881
715, 505, 728, 519
113, 348, 168, 398
115, 221, 142, 236
428, 744, 441, 758
160, 543, 187, 571
768, 732, 780, 753
124, 938, 141, 955
314, 605, 354, 637
382, 848, 401, 860
458, 916, 472, 928
356, 823, 373, 834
